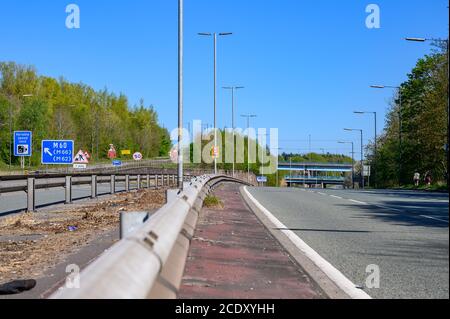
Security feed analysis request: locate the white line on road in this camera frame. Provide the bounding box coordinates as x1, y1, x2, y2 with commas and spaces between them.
348, 199, 368, 205
330, 195, 343, 200
318, 192, 327, 196
375, 205, 402, 212
420, 215, 449, 223
242, 187, 372, 300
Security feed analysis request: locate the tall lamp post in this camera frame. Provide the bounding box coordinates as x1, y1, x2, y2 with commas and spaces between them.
177, 0, 184, 189
241, 114, 257, 183
344, 128, 364, 189
338, 141, 355, 189
354, 111, 377, 186
257, 132, 270, 186
198, 32, 233, 175
405, 37, 449, 187
370, 85, 403, 185
271, 147, 281, 187
223, 86, 244, 177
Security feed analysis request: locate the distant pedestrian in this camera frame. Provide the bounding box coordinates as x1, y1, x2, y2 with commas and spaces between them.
425, 172, 432, 186
413, 172, 420, 187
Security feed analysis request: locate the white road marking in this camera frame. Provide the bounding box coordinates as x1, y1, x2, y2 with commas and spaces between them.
348, 199, 368, 205
243, 187, 372, 300
420, 215, 449, 223
318, 192, 327, 196
375, 205, 402, 212
330, 195, 343, 200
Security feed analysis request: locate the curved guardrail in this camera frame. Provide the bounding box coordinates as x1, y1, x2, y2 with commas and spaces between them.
50, 174, 250, 299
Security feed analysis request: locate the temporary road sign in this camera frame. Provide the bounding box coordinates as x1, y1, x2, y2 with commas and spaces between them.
73, 150, 89, 164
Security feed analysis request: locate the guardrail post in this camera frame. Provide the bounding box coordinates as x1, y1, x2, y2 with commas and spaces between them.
125, 175, 130, 192
111, 175, 116, 194
172, 174, 175, 186
146, 175, 150, 189
137, 175, 141, 190
27, 177, 35, 212
91, 175, 97, 199
155, 175, 159, 189
160, 174, 164, 187
65, 176, 72, 204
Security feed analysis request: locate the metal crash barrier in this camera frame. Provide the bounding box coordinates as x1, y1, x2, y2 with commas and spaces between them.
0, 172, 200, 213
50, 175, 250, 299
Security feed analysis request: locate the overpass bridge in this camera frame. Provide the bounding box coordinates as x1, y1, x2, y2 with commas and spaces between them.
278, 162, 353, 187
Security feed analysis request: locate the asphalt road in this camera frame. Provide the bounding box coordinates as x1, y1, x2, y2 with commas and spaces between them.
247, 187, 449, 299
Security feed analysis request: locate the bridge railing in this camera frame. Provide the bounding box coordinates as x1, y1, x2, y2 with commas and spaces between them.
50, 174, 250, 299
285, 175, 346, 181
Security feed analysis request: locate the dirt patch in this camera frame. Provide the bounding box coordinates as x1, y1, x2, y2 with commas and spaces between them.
0, 189, 166, 285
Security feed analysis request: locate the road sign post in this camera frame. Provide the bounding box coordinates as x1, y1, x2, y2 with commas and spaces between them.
14, 131, 32, 169
41, 140, 74, 165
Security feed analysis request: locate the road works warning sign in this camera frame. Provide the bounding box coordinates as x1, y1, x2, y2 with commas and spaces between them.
73, 150, 90, 164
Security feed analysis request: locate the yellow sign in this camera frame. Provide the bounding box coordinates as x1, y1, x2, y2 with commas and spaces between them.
211, 146, 219, 159
121, 150, 131, 155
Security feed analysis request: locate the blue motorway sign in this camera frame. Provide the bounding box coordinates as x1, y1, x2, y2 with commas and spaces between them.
41, 140, 74, 165
256, 176, 268, 183
14, 131, 32, 157
112, 160, 122, 167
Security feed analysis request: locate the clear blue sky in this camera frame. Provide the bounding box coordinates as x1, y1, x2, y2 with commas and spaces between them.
0, 0, 448, 158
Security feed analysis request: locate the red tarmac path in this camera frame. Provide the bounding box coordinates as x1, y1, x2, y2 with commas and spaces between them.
179, 183, 326, 299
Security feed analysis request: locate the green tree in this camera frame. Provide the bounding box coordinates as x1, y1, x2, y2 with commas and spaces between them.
0, 61, 172, 168
368, 45, 448, 187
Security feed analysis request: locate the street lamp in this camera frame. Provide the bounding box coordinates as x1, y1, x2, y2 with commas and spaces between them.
354, 111, 377, 155
338, 141, 355, 189
178, 0, 184, 189
257, 132, 270, 185
354, 111, 377, 186
344, 128, 364, 189
199, 32, 233, 175
241, 114, 257, 182
405, 37, 449, 187
271, 147, 281, 188
223, 86, 244, 177
370, 84, 403, 185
